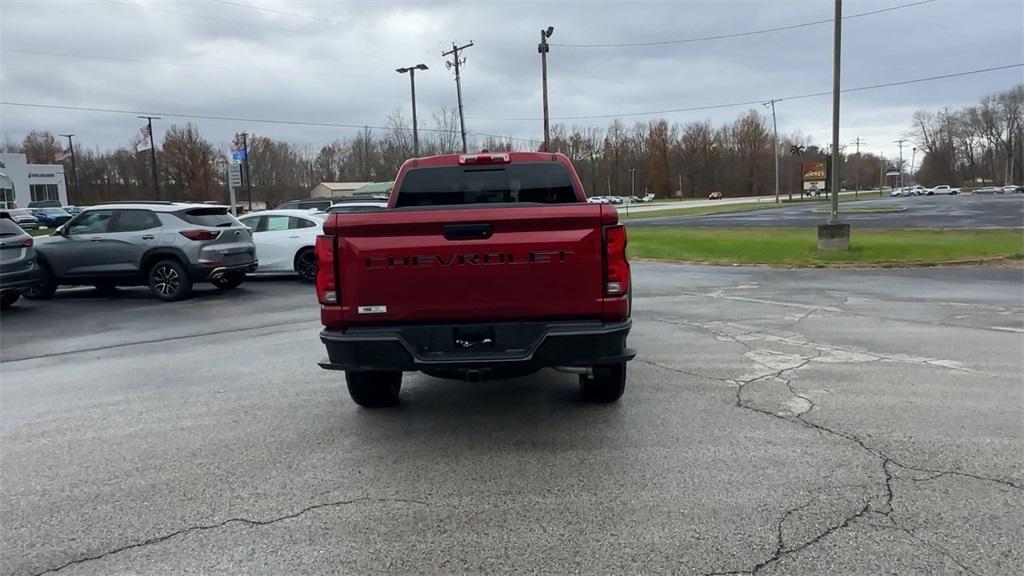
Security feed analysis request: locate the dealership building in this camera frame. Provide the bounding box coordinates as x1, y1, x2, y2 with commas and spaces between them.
0, 153, 69, 209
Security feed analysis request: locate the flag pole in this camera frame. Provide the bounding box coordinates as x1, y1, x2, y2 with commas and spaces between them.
138, 116, 161, 200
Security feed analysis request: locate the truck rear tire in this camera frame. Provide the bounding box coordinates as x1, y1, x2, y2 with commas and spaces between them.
580, 363, 626, 403
346, 370, 402, 407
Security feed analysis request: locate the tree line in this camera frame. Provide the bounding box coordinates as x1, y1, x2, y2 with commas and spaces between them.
4, 85, 1020, 206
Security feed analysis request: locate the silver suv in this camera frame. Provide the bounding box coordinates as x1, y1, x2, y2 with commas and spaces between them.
25, 202, 257, 302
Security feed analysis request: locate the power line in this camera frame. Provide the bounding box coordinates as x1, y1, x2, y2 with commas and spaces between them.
469, 63, 1024, 122
0, 101, 542, 144
206, 0, 309, 19
0, 48, 383, 80
555, 0, 938, 48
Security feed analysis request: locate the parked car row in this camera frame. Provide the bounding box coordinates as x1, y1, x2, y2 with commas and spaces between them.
890, 184, 960, 196
0, 198, 390, 310
587, 193, 656, 205
970, 185, 1023, 195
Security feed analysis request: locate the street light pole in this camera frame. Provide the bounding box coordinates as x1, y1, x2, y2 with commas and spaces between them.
829, 0, 842, 223
58, 133, 79, 204
397, 64, 428, 157
539, 26, 554, 152
763, 99, 780, 204
910, 147, 917, 184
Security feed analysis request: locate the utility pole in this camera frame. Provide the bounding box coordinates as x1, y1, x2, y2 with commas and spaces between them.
539, 26, 554, 151
629, 167, 637, 197
763, 99, 780, 204
240, 132, 253, 212
893, 138, 908, 190
442, 41, 474, 153
879, 152, 886, 195
849, 137, 865, 198
137, 116, 161, 199
58, 133, 79, 204
397, 64, 428, 156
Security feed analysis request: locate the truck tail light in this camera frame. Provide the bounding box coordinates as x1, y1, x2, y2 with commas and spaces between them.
179, 229, 221, 241
458, 153, 510, 165
316, 234, 338, 304
603, 224, 629, 296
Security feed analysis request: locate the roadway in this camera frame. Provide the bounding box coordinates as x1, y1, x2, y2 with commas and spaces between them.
2, 265, 1022, 575
628, 194, 1024, 228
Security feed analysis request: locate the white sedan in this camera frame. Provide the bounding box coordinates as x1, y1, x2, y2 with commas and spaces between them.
237, 209, 324, 282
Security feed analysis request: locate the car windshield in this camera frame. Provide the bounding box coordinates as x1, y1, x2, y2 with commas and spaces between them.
11, 209, 33, 217
40, 208, 68, 215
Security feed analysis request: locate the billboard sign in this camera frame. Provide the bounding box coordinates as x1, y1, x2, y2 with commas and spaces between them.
802, 162, 827, 181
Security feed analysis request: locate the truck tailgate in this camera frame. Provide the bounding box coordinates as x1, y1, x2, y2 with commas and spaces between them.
325, 204, 612, 325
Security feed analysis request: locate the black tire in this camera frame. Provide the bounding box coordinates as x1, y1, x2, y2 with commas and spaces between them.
22, 264, 57, 300
148, 259, 192, 302
212, 272, 245, 290
345, 370, 402, 407
294, 248, 317, 283
1, 291, 20, 310
579, 363, 627, 403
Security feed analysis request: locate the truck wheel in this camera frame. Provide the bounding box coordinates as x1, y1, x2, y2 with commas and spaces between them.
345, 370, 402, 407
22, 264, 57, 300
580, 363, 626, 403
148, 259, 193, 302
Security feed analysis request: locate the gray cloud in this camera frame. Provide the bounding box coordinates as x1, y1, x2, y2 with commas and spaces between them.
1, 0, 1021, 160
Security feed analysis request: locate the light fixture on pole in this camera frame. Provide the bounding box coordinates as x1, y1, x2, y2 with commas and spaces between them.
397, 64, 428, 157
539, 26, 554, 152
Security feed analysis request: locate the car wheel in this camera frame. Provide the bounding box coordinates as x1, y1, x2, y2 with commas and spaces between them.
148, 259, 192, 302
0, 290, 20, 310
294, 248, 317, 283
22, 264, 57, 300
212, 272, 245, 290
345, 371, 402, 407
579, 362, 626, 403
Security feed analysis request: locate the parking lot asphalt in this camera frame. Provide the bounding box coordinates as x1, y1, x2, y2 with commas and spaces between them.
628, 194, 1024, 228
2, 265, 1022, 575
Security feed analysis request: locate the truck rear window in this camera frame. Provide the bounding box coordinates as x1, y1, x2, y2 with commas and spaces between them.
174, 208, 239, 227
394, 163, 578, 207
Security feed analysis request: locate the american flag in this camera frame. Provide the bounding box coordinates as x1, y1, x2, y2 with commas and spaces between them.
55, 150, 72, 161
135, 124, 153, 151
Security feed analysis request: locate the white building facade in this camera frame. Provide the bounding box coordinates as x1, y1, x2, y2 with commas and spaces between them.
0, 153, 69, 208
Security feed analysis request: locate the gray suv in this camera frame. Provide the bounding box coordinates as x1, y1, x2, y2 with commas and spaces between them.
25, 202, 258, 302
1, 214, 40, 310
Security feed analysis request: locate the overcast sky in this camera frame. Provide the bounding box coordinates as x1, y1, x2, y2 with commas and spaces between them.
1, 0, 1022, 161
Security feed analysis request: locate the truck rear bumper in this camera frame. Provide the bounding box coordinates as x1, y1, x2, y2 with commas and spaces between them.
319, 319, 634, 373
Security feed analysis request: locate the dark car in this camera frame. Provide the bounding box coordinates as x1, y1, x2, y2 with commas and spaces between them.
0, 213, 40, 310
277, 197, 333, 211
31, 207, 73, 228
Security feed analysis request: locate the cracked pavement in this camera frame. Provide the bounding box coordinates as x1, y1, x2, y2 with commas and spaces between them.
1, 264, 1022, 575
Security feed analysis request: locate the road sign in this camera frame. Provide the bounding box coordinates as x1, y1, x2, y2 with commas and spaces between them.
228, 162, 243, 187
232, 149, 247, 161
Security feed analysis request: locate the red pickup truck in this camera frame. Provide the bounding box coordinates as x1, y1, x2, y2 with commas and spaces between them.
315, 152, 634, 407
